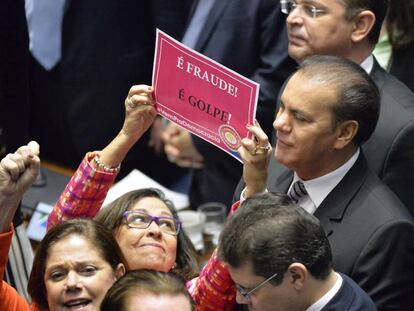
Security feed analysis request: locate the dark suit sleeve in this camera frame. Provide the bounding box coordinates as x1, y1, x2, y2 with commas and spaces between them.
351, 219, 414, 310
251, 0, 296, 136
232, 177, 246, 204
381, 120, 414, 217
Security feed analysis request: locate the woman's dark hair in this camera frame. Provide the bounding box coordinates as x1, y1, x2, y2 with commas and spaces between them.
100, 270, 193, 311
386, 0, 414, 50
28, 218, 125, 309
94, 188, 199, 279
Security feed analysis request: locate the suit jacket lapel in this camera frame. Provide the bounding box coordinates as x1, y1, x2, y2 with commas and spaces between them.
369, 56, 386, 89
314, 152, 369, 237
194, 0, 231, 52
267, 158, 293, 193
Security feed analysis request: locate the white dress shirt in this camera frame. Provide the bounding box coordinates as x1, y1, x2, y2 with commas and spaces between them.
360, 54, 374, 74
289, 149, 360, 214
306, 273, 343, 311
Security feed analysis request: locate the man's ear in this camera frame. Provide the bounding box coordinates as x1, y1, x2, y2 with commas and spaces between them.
288, 263, 307, 290
334, 120, 359, 150
351, 10, 376, 43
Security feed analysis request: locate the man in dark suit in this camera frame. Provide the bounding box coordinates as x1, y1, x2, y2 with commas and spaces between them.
28, 0, 192, 185
279, 0, 414, 215
163, 0, 296, 209
218, 192, 377, 311
235, 55, 414, 310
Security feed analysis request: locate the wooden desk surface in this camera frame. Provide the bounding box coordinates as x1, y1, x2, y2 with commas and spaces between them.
42, 161, 75, 177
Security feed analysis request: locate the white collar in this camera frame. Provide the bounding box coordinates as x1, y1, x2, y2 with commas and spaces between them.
360, 55, 374, 74
306, 273, 343, 311
293, 149, 360, 209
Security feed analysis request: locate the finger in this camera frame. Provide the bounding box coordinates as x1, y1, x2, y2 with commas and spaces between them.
13, 154, 40, 191
127, 94, 155, 109
256, 143, 272, 154
175, 158, 204, 169
128, 85, 154, 101
240, 138, 257, 155
26, 153, 41, 179
15, 145, 32, 158
174, 158, 193, 168
1, 154, 25, 181
168, 126, 182, 136
162, 130, 173, 143
16, 143, 40, 160
126, 85, 155, 110
28, 141, 40, 156
164, 144, 180, 159
127, 104, 157, 123
170, 134, 185, 147
237, 145, 252, 162
247, 122, 269, 148
128, 84, 153, 97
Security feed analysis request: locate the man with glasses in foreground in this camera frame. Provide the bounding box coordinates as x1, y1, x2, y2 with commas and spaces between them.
218, 192, 376, 311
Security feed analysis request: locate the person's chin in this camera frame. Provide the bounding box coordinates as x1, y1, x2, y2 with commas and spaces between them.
144, 260, 170, 273
288, 46, 309, 64
274, 149, 293, 169
134, 253, 171, 271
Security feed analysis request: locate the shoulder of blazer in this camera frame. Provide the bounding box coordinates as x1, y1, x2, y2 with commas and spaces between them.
313, 152, 369, 235
370, 57, 414, 114
193, 0, 232, 52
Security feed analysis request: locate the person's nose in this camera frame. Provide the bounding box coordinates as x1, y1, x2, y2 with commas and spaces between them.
273, 110, 291, 133
65, 271, 81, 290
286, 5, 304, 26
146, 220, 162, 237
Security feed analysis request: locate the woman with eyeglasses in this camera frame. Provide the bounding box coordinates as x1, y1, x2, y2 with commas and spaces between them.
0, 144, 125, 311
47, 85, 236, 310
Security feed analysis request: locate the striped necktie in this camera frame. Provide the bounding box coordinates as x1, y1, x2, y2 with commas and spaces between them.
288, 181, 307, 203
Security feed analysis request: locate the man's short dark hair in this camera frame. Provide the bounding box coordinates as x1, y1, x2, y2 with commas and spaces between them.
218, 193, 333, 285
298, 55, 380, 145
341, 0, 388, 44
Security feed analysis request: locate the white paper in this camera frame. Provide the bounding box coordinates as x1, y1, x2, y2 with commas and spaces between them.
102, 169, 189, 210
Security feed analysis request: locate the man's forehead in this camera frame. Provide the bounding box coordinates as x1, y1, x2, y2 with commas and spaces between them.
301, 0, 349, 12
297, 0, 346, 6
228, 262, 257, 281
282, 72, 339, 106
283, 72, 317, 93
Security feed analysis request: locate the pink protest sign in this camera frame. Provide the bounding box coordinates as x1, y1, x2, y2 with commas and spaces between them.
152, 29, 259, 162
